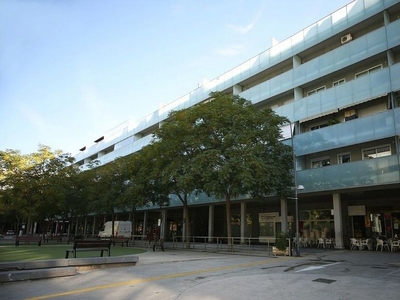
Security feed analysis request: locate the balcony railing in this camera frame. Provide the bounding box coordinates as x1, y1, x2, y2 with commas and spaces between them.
294, 107, 399, 156
297, 154, 400, 192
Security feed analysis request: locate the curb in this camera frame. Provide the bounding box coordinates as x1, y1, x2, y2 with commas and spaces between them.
0, 255, 139, 283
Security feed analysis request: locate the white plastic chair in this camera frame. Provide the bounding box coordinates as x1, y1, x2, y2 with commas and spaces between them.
325, 238, 334, 249
360, 238, 372, 250
350, 238, 361, 250
390, 240, 399, 252
317, 238, 325, 248
376, 238, 389, 251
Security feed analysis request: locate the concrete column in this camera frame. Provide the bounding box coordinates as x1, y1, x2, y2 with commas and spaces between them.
208, 205, 214, 242
182, 208, 187, 242
240, 202, 247, 244
333, 193, 344, 249
294, 87, 303, 101
233, 84, 243, 94
293, 55, 301, 68
387, 50, 394, 66
281, 197, 288, 233
84, 216, 88, 237
383, 9, 390, 25
129, 211, 135, 236
134, 133, 143, 141
160, 209, 167, 239
75, 218, 79, 235
143, 211, 148, 238
92, 216, 96, 237
55, 221, 59, 235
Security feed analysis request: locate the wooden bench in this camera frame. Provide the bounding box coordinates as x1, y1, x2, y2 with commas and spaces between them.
65, 240, 112, 258
15, 236, 42, 246
111, 237, 130, 247
44, 235, 62, 244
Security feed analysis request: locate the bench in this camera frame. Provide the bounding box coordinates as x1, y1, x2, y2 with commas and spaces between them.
15, 236, 42, 246
65, 240, 112, 258
44, 235, 62, 244
111, 237, 130, 247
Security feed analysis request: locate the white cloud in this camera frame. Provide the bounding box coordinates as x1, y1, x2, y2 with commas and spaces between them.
227, 4, 266, 34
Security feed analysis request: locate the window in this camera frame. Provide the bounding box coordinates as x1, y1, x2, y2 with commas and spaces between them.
333, 78, 345, 86
310, 124, 328, 131
300, 209, 334, 239
338, 153, 351, 164
311, 157, 331, 168
344, 108, 357, 121
362, 145, 391, 160
307, 86, 326, 96
355, 64, 383, 78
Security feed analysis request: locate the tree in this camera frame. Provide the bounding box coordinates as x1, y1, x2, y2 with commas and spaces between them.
122, 147, 171, 209
85, 157, 132, 237
152, 114, 204, 245
0, 145, 76, 235
154, 92, 293, 246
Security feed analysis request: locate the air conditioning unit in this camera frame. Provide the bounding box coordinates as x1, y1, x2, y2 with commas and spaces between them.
341, 33, 352, 44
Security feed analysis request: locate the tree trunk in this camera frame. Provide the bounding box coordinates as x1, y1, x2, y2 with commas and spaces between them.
130, 207, 136, 236
75, 217, 79, 236
183, 201, 190, 248
83, 216, 88, 238
111, 212, 115, 237
27, 215, 32, 235
225, 193, 232, 251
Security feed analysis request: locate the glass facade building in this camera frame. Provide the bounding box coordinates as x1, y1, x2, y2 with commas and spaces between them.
74, 0, 400, 249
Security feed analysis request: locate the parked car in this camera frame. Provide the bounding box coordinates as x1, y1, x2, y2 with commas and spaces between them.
6, 230, 15, 236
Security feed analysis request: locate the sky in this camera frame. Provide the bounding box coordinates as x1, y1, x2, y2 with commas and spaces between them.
0, 0, 352, 156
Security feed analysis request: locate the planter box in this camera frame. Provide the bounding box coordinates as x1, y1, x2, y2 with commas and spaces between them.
272, 246, 290, 256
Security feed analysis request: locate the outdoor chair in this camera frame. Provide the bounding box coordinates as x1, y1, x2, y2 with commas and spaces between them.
390, 239, 399, 252
350, 238, 361, 250
376, 238, 390, 251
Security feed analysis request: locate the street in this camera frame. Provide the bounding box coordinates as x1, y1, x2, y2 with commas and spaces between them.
1, 248, 400, 300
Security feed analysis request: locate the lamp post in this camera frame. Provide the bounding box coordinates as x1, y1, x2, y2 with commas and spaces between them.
288, 122, 304, 257
288, 185, 304, 256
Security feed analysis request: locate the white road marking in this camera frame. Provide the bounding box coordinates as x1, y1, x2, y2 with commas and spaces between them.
296, 262, 341, 272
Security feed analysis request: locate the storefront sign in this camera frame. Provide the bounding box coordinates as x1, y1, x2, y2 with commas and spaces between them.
259, 212, 280, 222
348, 205, 366, 216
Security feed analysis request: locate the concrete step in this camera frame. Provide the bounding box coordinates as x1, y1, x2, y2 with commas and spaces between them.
0, 255, 139, 283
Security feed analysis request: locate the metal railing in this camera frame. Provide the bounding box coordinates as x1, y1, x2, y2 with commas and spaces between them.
93, 234, 295, 256
168, 235, 293, 256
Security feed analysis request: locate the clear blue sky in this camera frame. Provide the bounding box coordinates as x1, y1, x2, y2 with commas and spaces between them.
0, 0, 351, 155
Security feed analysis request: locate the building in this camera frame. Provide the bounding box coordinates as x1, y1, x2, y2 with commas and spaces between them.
74, 0, 400, 249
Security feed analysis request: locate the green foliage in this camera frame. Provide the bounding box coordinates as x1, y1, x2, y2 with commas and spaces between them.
0, 145, 78, 232
153, 91, 293, 243
275, 232, 289, 251
0, 92, 293, 241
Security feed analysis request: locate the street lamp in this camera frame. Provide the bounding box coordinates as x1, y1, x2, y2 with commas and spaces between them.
288, 122, 304, 257
288, 185, 305, 257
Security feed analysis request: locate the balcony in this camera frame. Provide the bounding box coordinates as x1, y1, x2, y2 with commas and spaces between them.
294, 107, 399, 156
297, 154, 400, 193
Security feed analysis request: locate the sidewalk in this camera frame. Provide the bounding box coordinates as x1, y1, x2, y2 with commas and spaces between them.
1, 240, 399, 284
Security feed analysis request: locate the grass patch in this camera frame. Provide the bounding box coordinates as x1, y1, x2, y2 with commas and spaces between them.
0, 244, 147, 262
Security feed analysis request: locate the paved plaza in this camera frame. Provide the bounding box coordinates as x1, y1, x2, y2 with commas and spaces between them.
1, 244, 399, 300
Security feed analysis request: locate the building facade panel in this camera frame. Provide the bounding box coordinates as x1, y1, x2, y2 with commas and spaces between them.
73, 0, 400, 249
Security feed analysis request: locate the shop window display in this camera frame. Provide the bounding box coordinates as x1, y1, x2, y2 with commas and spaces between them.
300, 209, 334, 242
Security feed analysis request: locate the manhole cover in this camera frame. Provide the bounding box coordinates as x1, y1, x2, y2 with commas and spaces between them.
313, 278, 336, 284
